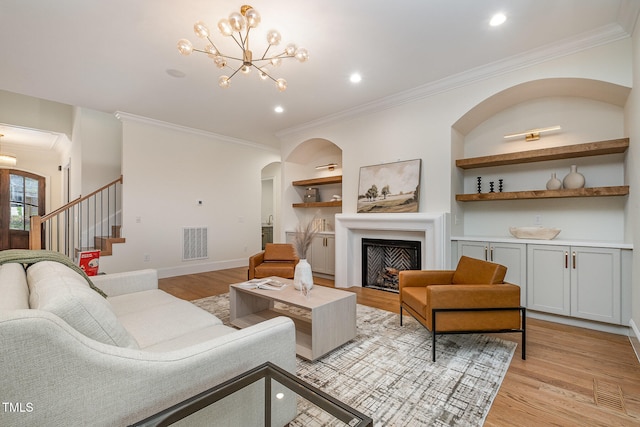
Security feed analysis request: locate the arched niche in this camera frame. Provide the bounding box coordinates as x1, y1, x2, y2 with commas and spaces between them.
286, 138, 342, 171
283, 138, 343, 232
450, 77, 630, 241
453, 78, 630, 136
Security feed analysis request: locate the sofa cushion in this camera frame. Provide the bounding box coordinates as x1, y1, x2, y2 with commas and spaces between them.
263, 243, 296, 261
451, 256, 507, 285
0, 263, 29, 310
27, 261, 139, 349
110, 289, 224, 349
142, 324, 237, 352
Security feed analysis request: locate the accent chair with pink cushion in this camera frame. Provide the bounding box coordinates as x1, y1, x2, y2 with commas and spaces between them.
248, 243, 300, 279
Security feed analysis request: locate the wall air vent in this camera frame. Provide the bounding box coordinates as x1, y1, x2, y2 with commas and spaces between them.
182, 227, 208, 261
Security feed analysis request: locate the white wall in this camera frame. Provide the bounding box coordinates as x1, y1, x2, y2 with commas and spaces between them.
72, 108, 122, 194
99, 116, 280, 277
626, 15, 640, 351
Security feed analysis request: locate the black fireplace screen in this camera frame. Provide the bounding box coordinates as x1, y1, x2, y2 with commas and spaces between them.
362, 238, 421, 293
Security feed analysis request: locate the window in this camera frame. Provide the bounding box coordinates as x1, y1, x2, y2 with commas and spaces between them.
10, 174, 39, 231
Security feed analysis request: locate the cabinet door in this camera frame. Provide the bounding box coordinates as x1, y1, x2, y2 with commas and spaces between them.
457, 241, 489, 261
324, 235, 335, 275
311, 235, 335, 274
490, 242, 527, 306
571, 247, 621, 324
527, 244, 571, 315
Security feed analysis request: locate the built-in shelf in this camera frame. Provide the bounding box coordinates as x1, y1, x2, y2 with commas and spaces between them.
292, 176, 342, 186
292, 175, 342, 208
455, 138, 629, 169
455, 138, 630, 201
292, 201, 342, 208
456, 186, 629, 202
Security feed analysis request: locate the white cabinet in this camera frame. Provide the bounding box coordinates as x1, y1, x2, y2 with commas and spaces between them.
286, 232, 335, 276
310, 235, 335, 275
457, 240, 527, 306
526, 245, 571, 316
527, 244, 621, 324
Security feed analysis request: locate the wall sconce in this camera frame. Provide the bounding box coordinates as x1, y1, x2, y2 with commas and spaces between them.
504, 125, 561, 142
316, 163, 338, 171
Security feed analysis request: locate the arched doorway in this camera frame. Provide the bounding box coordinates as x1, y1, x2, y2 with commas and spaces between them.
0, 169, 46, 250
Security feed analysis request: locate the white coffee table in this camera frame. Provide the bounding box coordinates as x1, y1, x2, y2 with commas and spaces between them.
229, 277, 356, 361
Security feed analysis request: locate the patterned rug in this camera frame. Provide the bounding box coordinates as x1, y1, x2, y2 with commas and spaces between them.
192, 294, 516, 426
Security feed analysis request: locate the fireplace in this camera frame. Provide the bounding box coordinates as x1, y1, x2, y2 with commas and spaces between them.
334, 213, 449, 288
362, 238, 421, 292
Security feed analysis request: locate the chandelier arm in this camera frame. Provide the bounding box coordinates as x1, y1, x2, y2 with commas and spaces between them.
226, 66, 243, 81
229, 34, 245, 52
206, 37, 223, 56
216, 54, 245, 62
260, 44, 273, 60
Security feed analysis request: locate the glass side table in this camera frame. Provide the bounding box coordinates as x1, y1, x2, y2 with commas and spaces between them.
130, 362, 373, 427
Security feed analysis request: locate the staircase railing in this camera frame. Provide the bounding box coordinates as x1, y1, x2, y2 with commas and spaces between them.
30, 175, 123, 259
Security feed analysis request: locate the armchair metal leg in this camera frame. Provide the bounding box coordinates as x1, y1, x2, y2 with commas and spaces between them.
431, 306, 526, 363
400, 306, 403, 326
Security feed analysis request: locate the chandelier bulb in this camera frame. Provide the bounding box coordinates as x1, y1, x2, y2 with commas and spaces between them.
259, 68, 269, 80
244, 8, 261, 28
218, 18, 233, 36
276, 78, 287, 92
194, 21, 210, 39
219, 76, 231, 88
295, 48, 309, 62
205, 45, 218, 58
228, 12, 245, 32
270, 57, 282, 67
266, 30, 281, 45
285, 43, 296, 56
177, 39, 193, 56
214, 55, 227, 68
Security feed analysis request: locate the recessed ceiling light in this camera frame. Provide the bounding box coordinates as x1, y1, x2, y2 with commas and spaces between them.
274, 106, 284, 113
350, 73, 362, 83
489, 13, 506, 27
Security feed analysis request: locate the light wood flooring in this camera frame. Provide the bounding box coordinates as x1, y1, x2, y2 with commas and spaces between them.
159, 267, 640, 426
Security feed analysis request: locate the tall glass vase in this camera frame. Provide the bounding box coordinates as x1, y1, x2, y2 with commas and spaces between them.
294, 259, 313, 298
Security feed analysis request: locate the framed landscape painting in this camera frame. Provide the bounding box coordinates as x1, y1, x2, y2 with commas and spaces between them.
357, 159, 421, 213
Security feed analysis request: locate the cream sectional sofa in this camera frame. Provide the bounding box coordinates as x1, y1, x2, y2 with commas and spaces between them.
0, 257, 296, 426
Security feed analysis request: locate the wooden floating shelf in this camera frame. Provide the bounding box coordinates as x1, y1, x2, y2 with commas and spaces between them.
292, 176, 342, 186
456, 186, 629, 201
456, 138, 629, 170
292, 201, 342, 208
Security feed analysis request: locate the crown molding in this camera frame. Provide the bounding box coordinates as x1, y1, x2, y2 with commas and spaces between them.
277, 22, 632, 139
618, 0, 640, 35
114, 111, 279, 153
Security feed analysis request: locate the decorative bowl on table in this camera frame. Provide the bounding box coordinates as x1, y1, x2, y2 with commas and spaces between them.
509, 226, 561, 240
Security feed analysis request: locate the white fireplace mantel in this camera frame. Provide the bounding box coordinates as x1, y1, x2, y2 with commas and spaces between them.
334, 213, 450, 288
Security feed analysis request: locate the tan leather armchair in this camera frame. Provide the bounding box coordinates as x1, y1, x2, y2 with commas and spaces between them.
399, 256, 525, 361
248, 243, 299, 280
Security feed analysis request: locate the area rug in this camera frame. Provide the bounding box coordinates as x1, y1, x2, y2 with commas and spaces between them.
192, 294, 516, 426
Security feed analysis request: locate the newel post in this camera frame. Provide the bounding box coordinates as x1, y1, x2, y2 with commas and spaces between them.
30, 216, 43, 250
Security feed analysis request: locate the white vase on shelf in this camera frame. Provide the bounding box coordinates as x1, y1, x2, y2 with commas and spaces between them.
562, 165, 585, 189
546, 173, 562, 190
293, 259, 313, 293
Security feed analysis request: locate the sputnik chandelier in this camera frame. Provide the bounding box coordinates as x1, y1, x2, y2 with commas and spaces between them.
177, 5, 309, 91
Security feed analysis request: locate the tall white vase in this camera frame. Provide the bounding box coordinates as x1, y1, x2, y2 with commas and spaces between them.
562, 165, 585, 189
293, 259, 313, 291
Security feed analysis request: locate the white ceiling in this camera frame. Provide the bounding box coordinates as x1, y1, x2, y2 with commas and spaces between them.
0, 0, 637, 148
